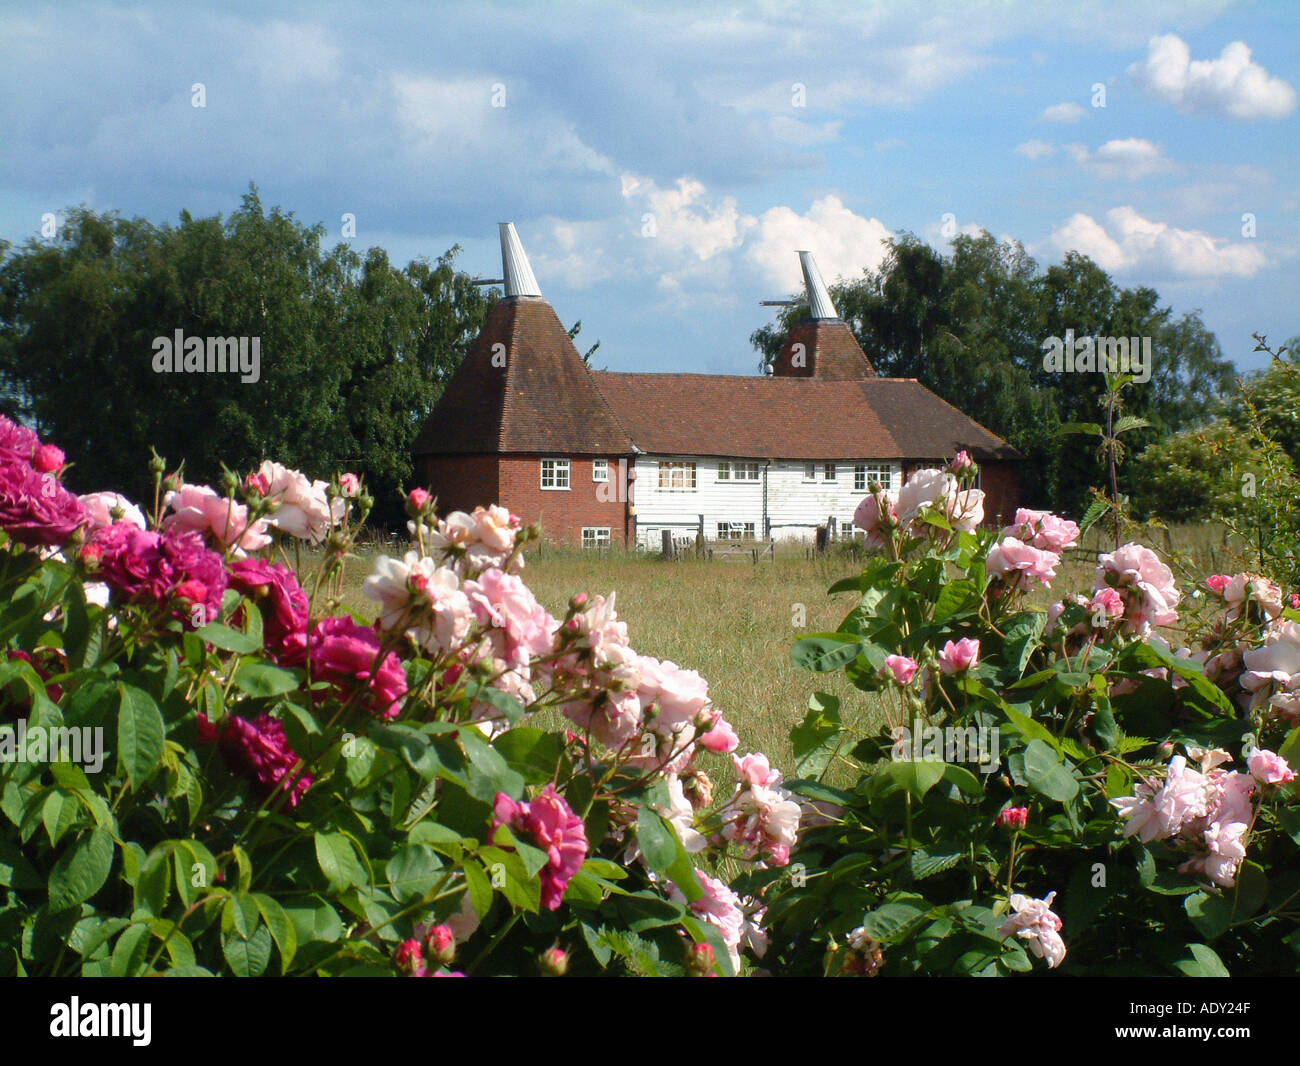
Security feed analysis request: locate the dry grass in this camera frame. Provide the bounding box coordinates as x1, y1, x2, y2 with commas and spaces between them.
318, 522, 1229, 773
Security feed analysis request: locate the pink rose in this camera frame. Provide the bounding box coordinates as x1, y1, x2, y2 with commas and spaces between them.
0, 460, 87, 547
1205, 574, 1230, 594
883, 654, 918, 684
0, 416, 40, 465
986, 536, 1060, 590
1089, 587, 1123, 623
79, 491, 147, 532
163, 483, 272, 555
949, 450, 972, 472
394, 939, 427, 977
853, 489, 899, 548
995, 806, 1028, 830
228, 557, 310, 666
1247, 748, 1295, 785
938, 637, 980, 674
699, 716, 740, 753
1095, 543, 1180, 632
998, 891, 1066, 968
1002, 508, 1079, 553
733, 752, 783, 787
31, 444, 65, 474
212, 711, 311, 808
309, 615, 408, 718
491, 785, 587, 911
339, 473, 360, 498
409, 487, 431, 511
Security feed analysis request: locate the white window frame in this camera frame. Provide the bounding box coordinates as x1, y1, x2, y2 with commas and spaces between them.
716, 521, 756, 540
592, 459, 609, 483
658, 461, 697, 491
719, 461, 759, 482
823, 463, 837, 481
582, 527, 611, 549
803, 463, 818, 482
540, 458, 570, 490
854, 464, 895, 493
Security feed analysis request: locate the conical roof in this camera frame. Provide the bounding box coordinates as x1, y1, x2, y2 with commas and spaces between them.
412, 226, 632, 457
770, 251, 875, 379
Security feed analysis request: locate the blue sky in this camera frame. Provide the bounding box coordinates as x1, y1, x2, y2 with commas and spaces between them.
1, 0, 1296, 376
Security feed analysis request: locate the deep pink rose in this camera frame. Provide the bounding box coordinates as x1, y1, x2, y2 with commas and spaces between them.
84, 522, 226, 623
340, 473, 360, 498
996, 806, 1028, 830
31, 444, 65, 474
228, 557, 310, 666
491, 785, 588, 911
394, 939, 427, 977
0, 416, 40, 465
309, 615, 408, 718
0, 459, 87, 547
409, 487, 430, 511
1205, 574, 1230, 594
214, 711, 311, 808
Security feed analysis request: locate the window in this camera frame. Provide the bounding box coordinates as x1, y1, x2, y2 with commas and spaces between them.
803, 463, 817, 482
540, 459, 570, 490
823, 463, 837, 481
582, 527, 611, 549
592, 459, 609, 482
716, 521, 756, 540
658, 461, 697, 491
854, 464, 895, 492
718, 461, 759, 481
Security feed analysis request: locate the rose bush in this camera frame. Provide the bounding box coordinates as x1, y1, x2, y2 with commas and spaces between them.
0, 418, 792, 977
744, 460, 1300, 976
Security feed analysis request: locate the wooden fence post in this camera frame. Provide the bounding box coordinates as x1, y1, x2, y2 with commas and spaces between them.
661, 529, 673, 560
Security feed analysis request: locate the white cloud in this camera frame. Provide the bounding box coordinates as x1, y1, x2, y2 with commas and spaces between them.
1128, 34, 1297, 119
620, 174, 753, 261
746, 195, 892, 291
1041, 102, 1086, 122
1049, 206, 1268, 277
1064, 138, 1176, 180
1015, 139, 1055, 160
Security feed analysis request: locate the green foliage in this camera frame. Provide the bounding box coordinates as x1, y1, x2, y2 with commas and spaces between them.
753, 494, 1300, 977
751, 233, 1236, 516
0, 186, 494, 525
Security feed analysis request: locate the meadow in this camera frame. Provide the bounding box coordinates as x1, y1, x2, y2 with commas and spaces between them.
321, 520, 1238, 777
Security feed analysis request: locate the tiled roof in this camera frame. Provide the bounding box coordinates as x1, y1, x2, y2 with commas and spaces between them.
591, 373, 1020, 462
771, 319, 876, 379
413, 297, 633, 456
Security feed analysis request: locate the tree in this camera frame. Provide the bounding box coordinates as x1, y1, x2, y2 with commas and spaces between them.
0, 186, 493, 525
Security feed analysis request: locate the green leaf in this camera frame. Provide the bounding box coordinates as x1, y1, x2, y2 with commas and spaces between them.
1022, 739, 1078, 802
861, 900, 930, 942
48, 828, 114, 912
385, 845, 443, 902
314, 832, 368, 893
910, 848, 964, 880
0, 839, 40, 890
231, 662, 300, 698
136, 845, 173, 916
252, 894, 298, 973
1113, 414, 1151, 434
635, 809, 678, 873
791, 635, 865, 673
492, 728, 566, 785
1171, 942, 1230, 977
1184, 891, 1232, 942
42, 790, 80, 847
109, 923, 151, 977
882, 760, 946, 800
790, 692, 843, 779
222, 924, 272, 977
196, 622, 261, 654
1078, 497, 1109, 537
117, 684, 165, 790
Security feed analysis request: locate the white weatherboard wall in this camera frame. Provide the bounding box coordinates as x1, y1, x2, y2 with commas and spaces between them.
632, 456, 903, 547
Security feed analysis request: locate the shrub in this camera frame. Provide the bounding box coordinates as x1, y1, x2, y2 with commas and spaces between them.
747, 459, 1300, 976
0, 420, 791, 977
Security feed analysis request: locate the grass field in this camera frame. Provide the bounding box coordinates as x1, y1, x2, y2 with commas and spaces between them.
316, 520, 1241, 776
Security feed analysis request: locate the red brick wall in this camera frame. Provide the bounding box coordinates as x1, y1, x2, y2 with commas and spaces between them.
419, 453, 630, 546
498, 455, 631, 546
420, 455, 500, 517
